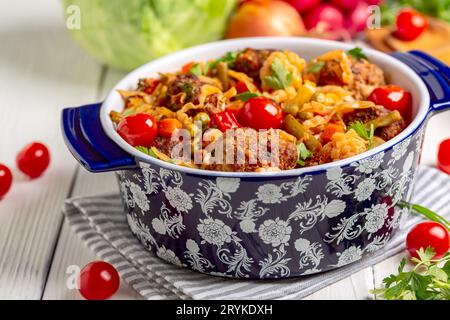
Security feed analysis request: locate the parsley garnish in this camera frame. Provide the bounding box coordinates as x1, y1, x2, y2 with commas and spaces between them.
209, 51, 237, 69
235, 92, 259, 102
297, 143, 312, 166
349, 121, 374, 149
347, 47, 367, 60
189, 63, 203, 76
263, 58, 294, 90
372, 247, 450, 300
304, 61, 325, 74
135, 146, 157, 158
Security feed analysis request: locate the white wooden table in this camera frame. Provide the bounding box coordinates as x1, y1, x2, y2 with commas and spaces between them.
0, 0, 449, 300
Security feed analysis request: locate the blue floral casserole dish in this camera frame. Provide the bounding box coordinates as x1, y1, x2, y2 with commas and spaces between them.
62, 38, 450, 279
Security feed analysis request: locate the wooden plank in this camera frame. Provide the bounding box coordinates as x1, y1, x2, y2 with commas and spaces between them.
304, 268, 374, 300
42, 68, 142, 299
0, 0, 102, 299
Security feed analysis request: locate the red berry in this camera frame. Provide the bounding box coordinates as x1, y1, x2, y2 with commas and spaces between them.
16, 142, 50, 179
406, 221, 449, 260
79, 261, 120, 300
0, 164, 13, 199
438, 139, 450, 175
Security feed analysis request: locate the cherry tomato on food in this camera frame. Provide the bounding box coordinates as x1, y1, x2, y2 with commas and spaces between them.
117, 113, 158, 147
16, 142, 50, 179
367, 85, 412, 118
238, 96, 283, 130
79, 261, 120, 300
158, 118, 183, 138
406, 221, 449, 259
0, 164, 12, 199
235, 81, 249, 94
438, 138, 450, 175
394, 9, 427, 41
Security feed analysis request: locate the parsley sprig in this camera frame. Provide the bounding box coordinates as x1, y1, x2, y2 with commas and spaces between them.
235, 92, 259, 102
297, 143, 312, 166
264, 58, 294, 90
208, 51, 237, 70
347, 47, 367, 60
349, 121, 375, 149
303, 61, 325, 74
373, 247, 450, 300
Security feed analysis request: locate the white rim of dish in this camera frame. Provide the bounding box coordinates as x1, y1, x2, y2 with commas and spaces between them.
101, 37, 430, 178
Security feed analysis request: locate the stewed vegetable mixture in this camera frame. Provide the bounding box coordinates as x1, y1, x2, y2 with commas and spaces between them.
110, 47, 412, 172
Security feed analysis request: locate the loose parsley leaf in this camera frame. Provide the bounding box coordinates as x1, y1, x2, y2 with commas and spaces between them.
235, 92, 259, 102
304, 61, 325, 74
264, 58, 294, 90
189, 63, 203, 76
135, 146, 157, 158
347, 47, 367, 60
348, 121, 374, 148
297, 143, 312, 166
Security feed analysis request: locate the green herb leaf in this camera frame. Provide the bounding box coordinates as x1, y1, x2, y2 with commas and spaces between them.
400, 202, 450, 232
264, 58, 293, 90
372, 245, 450, 300
347, 47, 367, 60
135, 146, 157, 158
189, 63, 203, 76
348, 121, 374, 148
297, 143, 312, 166
235, 92, 259, 102
304, 61, 325, 74
209, 51, 237, 70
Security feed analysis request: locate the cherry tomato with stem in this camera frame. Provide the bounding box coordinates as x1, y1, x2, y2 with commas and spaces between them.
406, 221, 449, 259
394, 9, 428, 41
368, 85, 412, 118
0, 164, 12, 199
79, 261, 120, 300
238, 96, 283, 130
16, 142, 50, 179
438, 138, 450, 175
117, 113, 158, 147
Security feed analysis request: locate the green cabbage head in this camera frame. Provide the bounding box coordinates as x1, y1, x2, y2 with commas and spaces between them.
62, 0, 237, 70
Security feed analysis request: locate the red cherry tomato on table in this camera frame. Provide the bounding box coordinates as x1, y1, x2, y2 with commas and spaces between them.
406, 221, 449, 259
117, 113, 158, 147
238, 96, 283, 130
16, 142, 50, 179
367, 85, 412, 118
0, 164, 12, 199
394, 9, 428, 41
79, 261, 120, 300
438, 139, 450, 175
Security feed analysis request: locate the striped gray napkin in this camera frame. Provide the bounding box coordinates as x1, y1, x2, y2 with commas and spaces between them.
64, 166, 450, 300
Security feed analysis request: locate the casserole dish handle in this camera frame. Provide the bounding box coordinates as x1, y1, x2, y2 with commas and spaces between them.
62, 103, 136, 172
391, 51, 450, 114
